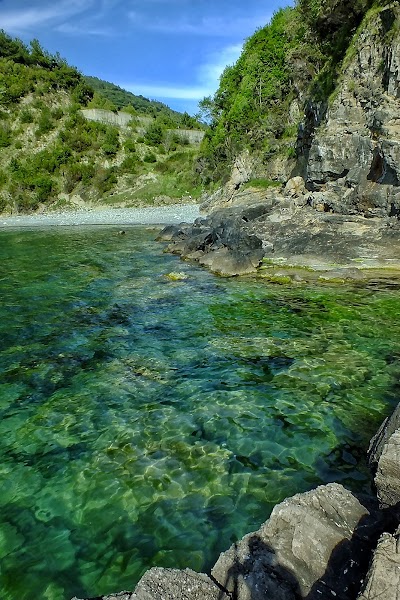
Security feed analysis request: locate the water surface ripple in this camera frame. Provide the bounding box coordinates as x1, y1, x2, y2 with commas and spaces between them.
0, 227, 399, 599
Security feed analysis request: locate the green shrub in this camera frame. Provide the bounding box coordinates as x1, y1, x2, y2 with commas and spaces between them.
20, 109, 34, 124
120, 154, 139, 172
0, 193, 8, 212
93, 167, 118, 195
143, 152, 157, 163
243, 177, 281, 189
144, 122, 164, 146
51, 107, 64, 120
124, 138, 136, 153
35, 107, 54, 137
34, 174, 54, 202
63, 162, 95, 193
0, 169, 8, 187
0, 124, 11, 148
102, 127, 120, 156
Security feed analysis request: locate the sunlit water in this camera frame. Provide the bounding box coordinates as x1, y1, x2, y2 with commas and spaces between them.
1, 226, 400, 600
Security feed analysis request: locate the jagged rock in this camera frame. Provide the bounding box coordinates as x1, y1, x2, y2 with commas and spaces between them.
284, 176, 306, 198
357, 529, 400, 600
72, 593, 135, 600
161, 196, 400, 276
158, 205, 268, 276
368, 402, 400, 471
71, 569, 228, 600
212, 483, 385, 600
368, 401, 400, 509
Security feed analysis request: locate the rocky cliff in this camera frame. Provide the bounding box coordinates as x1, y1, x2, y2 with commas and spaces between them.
304, 4, 400, 218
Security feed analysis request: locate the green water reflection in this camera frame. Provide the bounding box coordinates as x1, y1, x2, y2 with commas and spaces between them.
0, 226, 399, 599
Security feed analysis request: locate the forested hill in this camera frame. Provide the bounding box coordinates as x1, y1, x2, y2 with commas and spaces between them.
0, 31, 202, 214
197, 0, 384, 184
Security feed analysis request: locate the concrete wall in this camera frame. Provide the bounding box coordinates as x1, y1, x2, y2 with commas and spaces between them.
80, 109, 205, 144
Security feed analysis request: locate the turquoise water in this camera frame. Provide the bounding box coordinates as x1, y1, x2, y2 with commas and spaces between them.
0, 226, 400, 600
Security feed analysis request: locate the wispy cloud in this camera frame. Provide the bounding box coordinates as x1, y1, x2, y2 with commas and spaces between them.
127, 12, 273, 37
0, 0, 94, 33
56, 22, 114, 37
121, 42, 242, 102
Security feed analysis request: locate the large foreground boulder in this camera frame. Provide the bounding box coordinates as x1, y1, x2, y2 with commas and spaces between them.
71, 569, 228, 600
131, 568, 229, 600
212, 483, 384, 600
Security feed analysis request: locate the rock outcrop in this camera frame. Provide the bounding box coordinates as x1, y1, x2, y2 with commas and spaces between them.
164, 5, 400, 278
159, 192, 400, 276
368, 403, 400, 512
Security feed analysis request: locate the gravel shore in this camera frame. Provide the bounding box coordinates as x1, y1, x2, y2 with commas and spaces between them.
0, 204, 200, 228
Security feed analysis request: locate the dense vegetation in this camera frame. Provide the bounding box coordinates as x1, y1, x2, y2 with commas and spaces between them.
197, 0, 385, 184
0, 31, 202, 213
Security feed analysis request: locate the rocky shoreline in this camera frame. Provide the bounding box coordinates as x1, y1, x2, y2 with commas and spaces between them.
157, 182, 400, 284
72, 402, 400, 600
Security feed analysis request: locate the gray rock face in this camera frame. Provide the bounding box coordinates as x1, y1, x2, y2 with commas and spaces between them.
368, 403, 400, 471
357, 529, 400, 600
157, 205, 267, 276
304, 5, 400, 218
212, 483, 384, 600
72, 569, 228, 600
368, 402, 400, 510
374, 430, 400, 509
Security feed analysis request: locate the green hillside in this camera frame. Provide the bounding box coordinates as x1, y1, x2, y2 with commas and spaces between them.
0, 31, 202, 214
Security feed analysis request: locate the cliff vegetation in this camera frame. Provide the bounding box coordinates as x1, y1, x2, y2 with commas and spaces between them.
197, 0, 387, 185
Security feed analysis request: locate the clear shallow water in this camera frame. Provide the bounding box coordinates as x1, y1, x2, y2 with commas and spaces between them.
0, 226, 400, 600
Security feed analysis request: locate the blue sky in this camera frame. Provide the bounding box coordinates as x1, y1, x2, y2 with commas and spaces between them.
0, 0, 293, 115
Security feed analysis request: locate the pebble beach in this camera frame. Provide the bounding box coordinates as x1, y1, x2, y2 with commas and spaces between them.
0, 203, 201, 228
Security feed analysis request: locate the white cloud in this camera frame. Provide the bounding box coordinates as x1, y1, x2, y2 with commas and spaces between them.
0, 0, 93, 33
121, 42, 243, 102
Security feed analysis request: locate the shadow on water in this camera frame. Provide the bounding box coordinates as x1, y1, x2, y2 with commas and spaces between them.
213, 498, 398, 600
